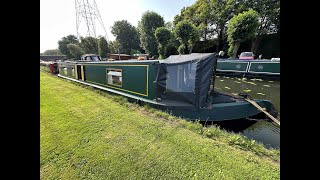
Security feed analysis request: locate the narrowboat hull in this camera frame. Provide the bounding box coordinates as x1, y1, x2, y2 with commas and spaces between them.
58, 60, 159, 100
56, 54, 278, 122
165, 100, 275, 121
216, 59, 280, 79
58, 73, 277, 122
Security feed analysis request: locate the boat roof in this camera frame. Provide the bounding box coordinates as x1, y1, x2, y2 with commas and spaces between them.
79, 59, 161, 64
162, 53, 215, 64
218, 58, 278, 62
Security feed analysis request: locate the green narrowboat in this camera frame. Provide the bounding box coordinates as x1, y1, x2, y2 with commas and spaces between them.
216, 59, 280, 79
57, 53, 277, 122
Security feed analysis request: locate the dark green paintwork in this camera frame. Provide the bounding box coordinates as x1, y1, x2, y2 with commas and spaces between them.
133, 97, 274, 121
217, 60, 280, 74
85, 65, 148, 97
248, 62, 280, 74
57, 60, 277, 122
58, 61, 158, 100
167, 100, 273, 121
217, 61, 249, 72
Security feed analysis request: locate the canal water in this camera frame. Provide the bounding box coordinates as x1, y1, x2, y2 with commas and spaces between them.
213, 75, 280, 149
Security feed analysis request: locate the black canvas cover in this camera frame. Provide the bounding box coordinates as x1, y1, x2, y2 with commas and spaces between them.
155, 53, 217, 108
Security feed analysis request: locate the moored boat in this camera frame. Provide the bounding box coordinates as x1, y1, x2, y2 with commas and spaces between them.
57, 53, 277, 122
217, 58, 280, 79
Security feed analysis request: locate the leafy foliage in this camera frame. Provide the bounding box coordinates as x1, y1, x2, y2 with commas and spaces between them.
67, 44, 84, 60
173, 0, 208, 39
155, 27, 172, 59
79, 36, 99, 54
108, 40, 121, 54
210, 0, 246, 51
98, 36, 108, 58
42, 49, 63, 55
244, 0, 280, 53
173, 0, 244, 51
165, 21, 173, 31
111, 20, 140, 54
173, 0, 279, 54
138, 11, 165, 56
55, 0, 280, 59
177, 44, 186, 55
58, 35, 79, 59
174, 21, 199, 54
245, 0, 280, 35
227, 9, 259, 57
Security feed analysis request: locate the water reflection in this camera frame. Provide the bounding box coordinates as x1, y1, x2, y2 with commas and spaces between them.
241, 121, 280, 148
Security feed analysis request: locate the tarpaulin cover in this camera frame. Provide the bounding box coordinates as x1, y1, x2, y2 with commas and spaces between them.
155, 53, 217, 108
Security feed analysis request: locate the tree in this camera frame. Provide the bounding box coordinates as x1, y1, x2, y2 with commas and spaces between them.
177, 44, 186, 55
79, 36, 99, 54
108, 41, 116, 54
209, 0, 245, 52
155, 27, 172, 59
191, 0, 211, 41
173, 0, 211, 41
173, 0, 247, 52
173, 7, 185, 26
187, 28, 199, 54
67, 44, 84, 60
138, 11, 165, 56
98, 36, 108, 58
108, 40, 121, 54
227, 9, 259, 57
165, 21, 173, 31
174, 21, 199, 54
58, 35, 79, 59
42, 49, 63, 55
171, 0, 279, 55
244, 0, 280, 53
111, 20, 140, 54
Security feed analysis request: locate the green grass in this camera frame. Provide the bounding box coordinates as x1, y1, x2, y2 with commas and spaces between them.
40, 72, 280, 179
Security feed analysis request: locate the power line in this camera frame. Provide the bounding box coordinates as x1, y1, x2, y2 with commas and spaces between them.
75, 0, 108, 40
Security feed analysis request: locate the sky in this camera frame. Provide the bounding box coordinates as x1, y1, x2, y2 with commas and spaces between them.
40, 0, 197, 53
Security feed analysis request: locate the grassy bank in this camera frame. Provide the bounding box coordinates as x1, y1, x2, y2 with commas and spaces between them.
40, 72, 279, 179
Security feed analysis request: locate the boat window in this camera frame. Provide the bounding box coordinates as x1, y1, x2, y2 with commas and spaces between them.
166, 62, 197, 93
106, 68, 122, 86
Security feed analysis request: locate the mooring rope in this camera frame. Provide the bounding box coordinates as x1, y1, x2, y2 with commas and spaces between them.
237, 93, 280, 126
244, 97, 280, 126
